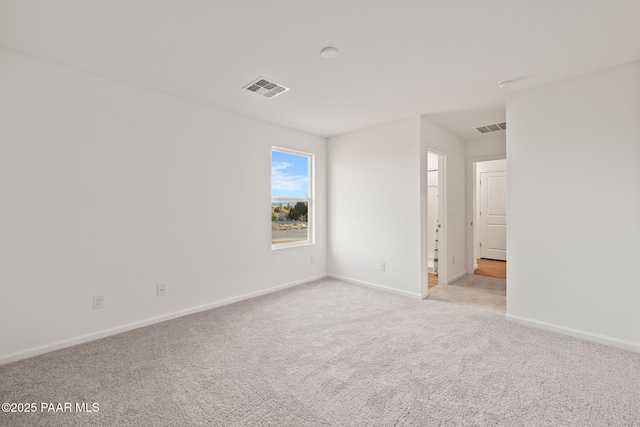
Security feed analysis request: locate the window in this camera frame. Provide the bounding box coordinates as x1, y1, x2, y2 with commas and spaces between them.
271, 147, 313, 248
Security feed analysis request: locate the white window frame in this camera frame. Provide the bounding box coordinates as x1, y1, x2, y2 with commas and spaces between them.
271, 146, 314, 250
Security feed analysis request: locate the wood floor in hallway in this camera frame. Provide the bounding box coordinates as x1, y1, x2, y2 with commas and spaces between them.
474, 258, 506, 279
429, 258, 506, 289
428, 272, 438, 289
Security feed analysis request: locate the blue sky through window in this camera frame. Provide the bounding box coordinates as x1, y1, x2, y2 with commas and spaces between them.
271, 150, 309, 198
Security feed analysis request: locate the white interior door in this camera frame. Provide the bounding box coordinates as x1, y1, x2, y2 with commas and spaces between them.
480, 171, 507, 261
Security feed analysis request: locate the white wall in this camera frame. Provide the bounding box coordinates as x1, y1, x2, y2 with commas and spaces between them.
506, 61, 640, 351
421, 117, 467, 283
327, 117, 423, 298
0, 49, 327, 363
465, 134, 506, 159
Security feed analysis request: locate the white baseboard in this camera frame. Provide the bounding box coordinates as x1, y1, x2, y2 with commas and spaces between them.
447, 270, 467, 284
506, 313, 640, 353
328, 274, 422, 299
0, 274, 327, 366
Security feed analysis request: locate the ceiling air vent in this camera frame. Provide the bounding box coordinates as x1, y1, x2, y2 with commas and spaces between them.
243, 77, 290, 99
476, 122, 506, 134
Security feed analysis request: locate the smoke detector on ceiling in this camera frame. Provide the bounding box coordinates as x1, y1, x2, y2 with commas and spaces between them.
476, 122, 506, 134
243, 77, 290, 99
320, 47, 339, 59
498, 79, 515, 89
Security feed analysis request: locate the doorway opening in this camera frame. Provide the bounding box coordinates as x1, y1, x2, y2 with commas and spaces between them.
472, 159, 507, 280
427, 151, 446, 289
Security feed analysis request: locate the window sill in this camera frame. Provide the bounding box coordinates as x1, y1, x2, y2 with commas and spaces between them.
271, 241, 314, 250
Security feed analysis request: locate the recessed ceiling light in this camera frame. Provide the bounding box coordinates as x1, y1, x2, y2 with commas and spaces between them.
498, 79, 515, 89
320, 47, 339, 59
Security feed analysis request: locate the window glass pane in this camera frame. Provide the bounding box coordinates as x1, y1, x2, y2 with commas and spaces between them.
271, 148, 312, 248
271, 151, 309, 198
271, 201, 308, 245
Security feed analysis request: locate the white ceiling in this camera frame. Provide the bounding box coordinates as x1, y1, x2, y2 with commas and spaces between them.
428, 106, 506, 142
1, 1, 639, 138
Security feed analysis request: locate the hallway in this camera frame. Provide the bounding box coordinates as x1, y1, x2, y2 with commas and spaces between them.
474, 258, 506, 279
428, 274, 506, 312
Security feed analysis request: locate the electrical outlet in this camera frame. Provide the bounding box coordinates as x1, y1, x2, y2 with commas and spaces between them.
310, 256, 315, 265
380, 262, 386, 272
157, 284, 166, 297
93, 295, 104, 310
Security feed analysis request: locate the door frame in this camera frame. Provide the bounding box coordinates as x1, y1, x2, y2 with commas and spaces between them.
465, 155, 506, 275
423, 149, 447, 297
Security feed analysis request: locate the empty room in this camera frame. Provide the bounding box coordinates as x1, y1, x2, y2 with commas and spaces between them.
1, 1, 640, 426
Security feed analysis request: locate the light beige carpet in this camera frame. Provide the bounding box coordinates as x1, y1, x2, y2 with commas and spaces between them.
428, 274, 506, 313
1, 278, 639, 426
